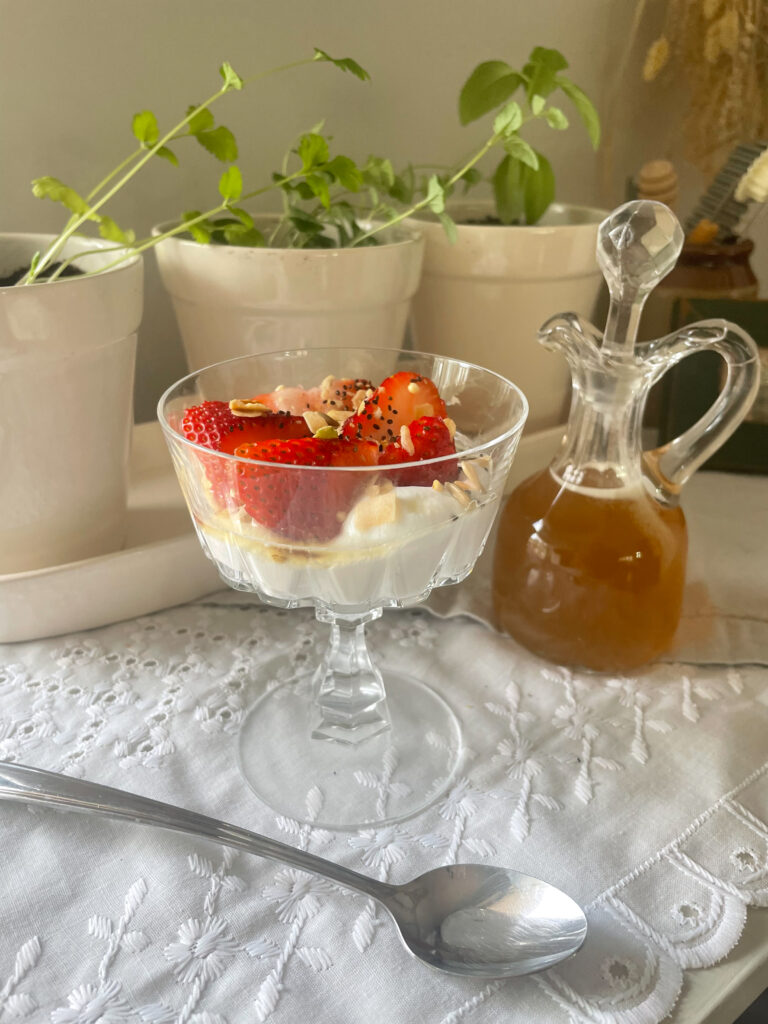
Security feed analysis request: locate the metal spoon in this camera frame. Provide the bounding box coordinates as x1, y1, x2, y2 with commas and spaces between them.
0, 761, 586, 978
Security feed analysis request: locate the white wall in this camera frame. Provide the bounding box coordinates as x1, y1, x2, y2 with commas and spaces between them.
2, 0, 763, 420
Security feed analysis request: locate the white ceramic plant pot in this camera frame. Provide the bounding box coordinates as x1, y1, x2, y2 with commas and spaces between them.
153, 217, 424, 372
0, 234, 142, 574
409, 201, 607, 431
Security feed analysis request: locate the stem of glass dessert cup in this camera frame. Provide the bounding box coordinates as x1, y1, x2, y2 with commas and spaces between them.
311, 606, 390, 745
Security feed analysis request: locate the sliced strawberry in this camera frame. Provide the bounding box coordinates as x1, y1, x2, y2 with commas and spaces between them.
235, 437, 379, 542
341, 371, 447, 443
252, 377, 374, 416
181, 401, 311, 506
379, 416, 457, 486
181, 400, 310, 453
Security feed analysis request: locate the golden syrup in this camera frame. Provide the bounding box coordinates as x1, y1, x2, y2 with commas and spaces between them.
492, 468, 688, 672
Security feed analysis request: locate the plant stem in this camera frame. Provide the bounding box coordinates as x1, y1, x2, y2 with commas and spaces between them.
26, 89, 232, 282
352, 133, 501, 245
47, 168, 309, 279
24, 55, 321, 284
47, 207, 229, 280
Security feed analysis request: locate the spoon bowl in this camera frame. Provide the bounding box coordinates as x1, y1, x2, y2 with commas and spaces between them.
0, 761, 586, 978
384, 863, 587, 977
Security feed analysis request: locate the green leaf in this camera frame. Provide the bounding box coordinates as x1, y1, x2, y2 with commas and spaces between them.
493, 100, 523, 138
425, 174, 446, 214
301, 232, 335, 248
306, 172, 331, 208
312, 48, 370, 81
31, 176, 93, 218
235, 227, 266, 246
458, 61, 524, 124
389, 165, 415, 203
291, 181, 317, 200
229, 206, 254, 228
220, 222, 265, 246
219, 61, 244, 90
531, 94, 546, 116
132, 110, 159, 146
182, 211, 212, 244
98, 216, 134, 244
523, 151, 555, 223
556, 77, 601, 148
438, 211, 458, 244
154, 145, 179, 166
298, 132, 329, 171
523, 46, 568, 100
326, 154, 362, 191
196, 126, 238, 162
503, 136, 539, 169
362, 156, 395, 190
492, 155, 524, 224
458, 167, 482, 193
545, 106, 569, 130
186, 105, 215, 135
28, 251, 41, 276
288, 206, 324, 233
218, 165, 243, 201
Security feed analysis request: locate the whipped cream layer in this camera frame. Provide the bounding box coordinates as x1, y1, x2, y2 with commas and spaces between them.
197, 484, 498, 610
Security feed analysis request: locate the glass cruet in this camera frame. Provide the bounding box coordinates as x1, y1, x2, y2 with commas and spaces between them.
492, 200, 761, 673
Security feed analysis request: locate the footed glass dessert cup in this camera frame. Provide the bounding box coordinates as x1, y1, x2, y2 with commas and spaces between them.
160, 347, 527, 828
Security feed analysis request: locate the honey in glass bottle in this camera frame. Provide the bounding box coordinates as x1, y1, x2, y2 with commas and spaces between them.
493, 201, 760, 672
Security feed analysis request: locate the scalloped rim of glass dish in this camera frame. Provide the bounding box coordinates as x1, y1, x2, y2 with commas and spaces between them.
0, 422, 563, 645
0, 421, 221, 644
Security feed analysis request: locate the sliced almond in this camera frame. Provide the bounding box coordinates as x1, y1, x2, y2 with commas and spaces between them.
432, 480, 445, 492
229, 399, 271, 417
325, 409, 354, 425
400, 424, 415, 456
446, 481, 472, 508
459, 460, 483, 493
351, 389, 367, 409
443, 416, 457, 439
302, 410, 330, 435
320, 374, 336, 401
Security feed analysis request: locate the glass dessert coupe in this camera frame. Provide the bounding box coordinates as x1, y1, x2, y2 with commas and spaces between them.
159, 347, 527, 829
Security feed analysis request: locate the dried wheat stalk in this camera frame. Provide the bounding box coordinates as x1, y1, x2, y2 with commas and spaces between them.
643, 0, 768, 171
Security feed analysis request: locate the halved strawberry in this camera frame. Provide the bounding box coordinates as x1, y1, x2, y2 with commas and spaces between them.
379, 416, 457, 486
341, 371, 447, 444
181, 401, 311, 507
181, 400, 310, 454
235, 437, 379, 542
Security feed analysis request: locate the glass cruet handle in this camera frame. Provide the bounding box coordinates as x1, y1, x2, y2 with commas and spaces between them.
597, 200, 684, 358
642, 319, 761, 501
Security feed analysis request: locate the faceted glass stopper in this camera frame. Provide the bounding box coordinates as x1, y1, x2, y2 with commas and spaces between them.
597, 200, 684, 299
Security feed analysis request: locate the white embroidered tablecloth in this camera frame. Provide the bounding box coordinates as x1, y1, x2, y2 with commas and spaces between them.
0, 470, 767, 1024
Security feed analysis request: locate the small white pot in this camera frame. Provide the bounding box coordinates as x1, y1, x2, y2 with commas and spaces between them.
153, 217, 424, 372
409, 201, 606, 431
0, 234, 142, 574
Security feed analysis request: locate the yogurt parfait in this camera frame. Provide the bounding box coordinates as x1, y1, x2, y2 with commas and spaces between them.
159, 347, 527, 829
162, 352, 525, 614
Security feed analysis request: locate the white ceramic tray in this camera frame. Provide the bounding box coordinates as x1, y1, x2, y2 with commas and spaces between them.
0, 422, 564, 645
0, 421, 222, 644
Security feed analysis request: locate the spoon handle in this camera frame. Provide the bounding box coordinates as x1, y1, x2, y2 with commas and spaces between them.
0, 760, 387, 901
